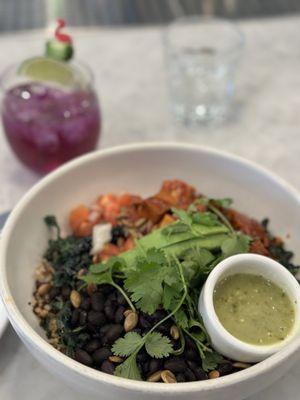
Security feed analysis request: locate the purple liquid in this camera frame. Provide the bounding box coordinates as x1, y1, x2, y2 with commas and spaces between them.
2, 82, 101, 174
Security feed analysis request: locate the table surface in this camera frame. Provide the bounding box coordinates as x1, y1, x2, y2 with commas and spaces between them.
1, 16, 300, 399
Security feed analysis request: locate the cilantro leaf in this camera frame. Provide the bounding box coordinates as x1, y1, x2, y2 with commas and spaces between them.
183, 247, 214, 267
179, 247, 216, 288
162, 222, 190, 236
114, 353, 142, 380
124, 261, 166, 314
162, 284, 181, 310
212, 198, 233, 208
81, 270, 113, 285
192, 212, 221, 227
194, 197, 233, 209
145, 332, 173, 358
89, 262, 109, 274
171, 208, 193, 226
112, 332, 143, 357
145, 248, 167, 265
124, 249, 175, 314
221, 234, 251, 258
174, 308, 189, 329
90, 256, 126, 274
202, 351, 223, 372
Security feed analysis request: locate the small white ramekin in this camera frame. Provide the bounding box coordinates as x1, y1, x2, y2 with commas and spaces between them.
199, 253, 300, 363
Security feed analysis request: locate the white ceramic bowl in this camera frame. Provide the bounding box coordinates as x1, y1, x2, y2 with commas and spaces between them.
1, 143, 300, 400
199, 254, 300, 362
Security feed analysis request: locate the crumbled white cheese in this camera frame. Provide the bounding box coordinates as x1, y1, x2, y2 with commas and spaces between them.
91, 223, 112, 255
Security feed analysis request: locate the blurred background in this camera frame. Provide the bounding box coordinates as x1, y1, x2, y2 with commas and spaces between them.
1, 2, 300, 400
1, 0, 300, 31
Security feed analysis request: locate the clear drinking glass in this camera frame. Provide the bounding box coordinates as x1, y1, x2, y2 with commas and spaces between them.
164, 17, 244, 126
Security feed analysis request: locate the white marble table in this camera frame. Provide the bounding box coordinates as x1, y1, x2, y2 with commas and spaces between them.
1, 16, 300, 399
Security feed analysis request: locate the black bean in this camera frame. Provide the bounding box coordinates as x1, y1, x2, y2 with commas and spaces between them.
139, 314, 152, 329
92, 347, 112, 365
61, 285, 71, 300
131, 328, 142, 335
141, 361, 150, 375
75, 348, 93, 366
100, 324, 111, 336
164, 358, 186, 373
176, 373, 186, 382
87, 323, 98, 334
185, 336, 197, 351
148, 359, 163, 374
88, 311, 106, 326
185, 348, 199, 361
101, 360, 115, 375
170, 339, 179, 348
85, 339, 101, 354
104, 324, 123, 344
184, 368, 196, 381
79, 310, 87, 325
71, 309, 80, 326
187, 361, 207, 380
136, 352, 148, 364
80, 297, 91, 311
115, 306, 125, 324
108, 292, 117, 301
152, 310, 167, 322
186, 360, 198, 371
91, 292, 105, 311
116, 291, 127, 306
101, 285, 113, 295
104, 302, 117, 321
219, 362, 233, 376
156, 324, 170, 335
194, 368, 208, 381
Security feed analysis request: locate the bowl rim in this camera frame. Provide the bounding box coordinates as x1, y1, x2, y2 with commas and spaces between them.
1, 141, 300, 394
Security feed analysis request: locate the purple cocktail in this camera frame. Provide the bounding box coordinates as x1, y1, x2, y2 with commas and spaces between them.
1, 59, 101, 174
1, 21, 101, 174
2, 78, 101, 174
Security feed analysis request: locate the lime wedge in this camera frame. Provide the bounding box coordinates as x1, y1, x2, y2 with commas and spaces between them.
18, 57, 78, 87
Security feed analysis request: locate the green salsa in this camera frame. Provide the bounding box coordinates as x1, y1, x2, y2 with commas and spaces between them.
213, 273, 295, 345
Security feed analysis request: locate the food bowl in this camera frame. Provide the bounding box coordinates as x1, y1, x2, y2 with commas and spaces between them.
0, 142, 300, 400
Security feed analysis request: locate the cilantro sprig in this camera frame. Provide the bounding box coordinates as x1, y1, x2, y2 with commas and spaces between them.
81, 199, 251, 379
113, 255, 188, 380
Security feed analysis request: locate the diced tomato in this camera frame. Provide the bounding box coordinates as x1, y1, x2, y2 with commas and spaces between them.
156, 180, 196, 208
250, 239, 269, 256
223, 208, 269, 247
75, 221, 93, 237
97, 194, 120, 224
122, 237, 135, 251
137, 197, 170, 223
99, 243, 121, 260
118, 193, 142, 207
69, 204, 89, 231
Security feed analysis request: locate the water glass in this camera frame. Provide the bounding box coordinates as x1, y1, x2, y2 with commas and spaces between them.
164, 17, 244, 125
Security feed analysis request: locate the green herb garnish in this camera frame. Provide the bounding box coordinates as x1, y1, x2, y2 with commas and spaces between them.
80, 202, 251, 379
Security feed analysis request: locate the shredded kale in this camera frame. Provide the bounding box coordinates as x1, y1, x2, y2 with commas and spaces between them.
262, 218, 299, 276
44, 230, 92, 287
